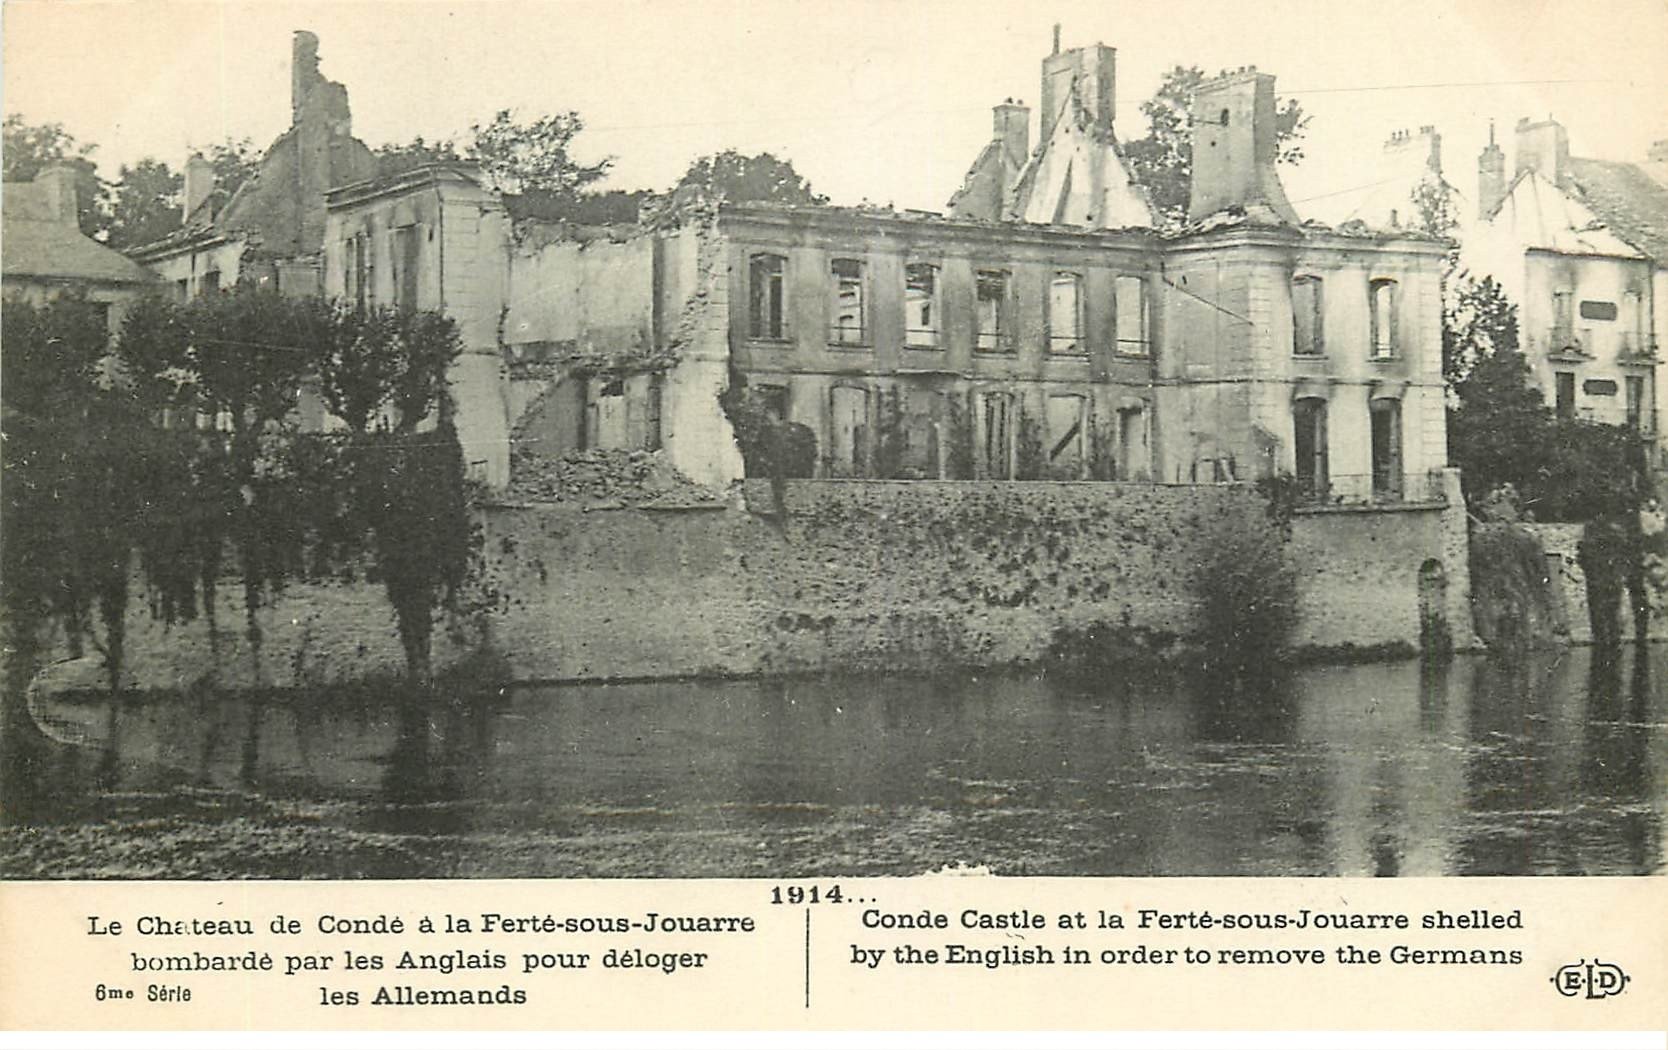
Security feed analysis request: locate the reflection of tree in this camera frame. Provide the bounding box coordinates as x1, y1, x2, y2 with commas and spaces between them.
1457, 652, 1543, 875
1578, 647, 1652, 873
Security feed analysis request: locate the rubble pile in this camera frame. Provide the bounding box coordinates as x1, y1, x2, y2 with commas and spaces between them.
507, 447, 724, 507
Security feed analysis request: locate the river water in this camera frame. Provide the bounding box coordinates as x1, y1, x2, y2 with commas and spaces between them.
6, 646, 1664, 879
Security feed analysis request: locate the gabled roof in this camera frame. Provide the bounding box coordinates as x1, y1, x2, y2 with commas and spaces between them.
1483, 169, 1645, 259
2, 184, 156, 284
1565, 156, 1668, 263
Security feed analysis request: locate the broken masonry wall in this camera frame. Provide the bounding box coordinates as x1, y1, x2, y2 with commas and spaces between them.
43, 478, 1475, 691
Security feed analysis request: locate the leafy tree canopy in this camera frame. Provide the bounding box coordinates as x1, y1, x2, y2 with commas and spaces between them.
1122, 66, 1309, 225
376, 110, 612, 202
106, 158, 182, 249
1444, 277, 1651, 522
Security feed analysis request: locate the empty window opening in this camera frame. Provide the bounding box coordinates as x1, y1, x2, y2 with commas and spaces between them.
1555, 371, 1576, 419
829, 258, 867, 345
1115, 275, 1149, 356
748, 253, 787, 339
1293, 397, 1329, 497
1370, 399, 1402, 499
830, 386, 868, 477
1292, 275, 1323, 356
1046, 394, 1086, 478
904, 263, 940, 347
1117, 405, 1149, 481
975, 269, 1012, 352
1369, 279, 1398, 359
1048, 272, 1084, 354
392, 225, 420, 311
982, 391, 1014, 479
1579, 300, 1617, 321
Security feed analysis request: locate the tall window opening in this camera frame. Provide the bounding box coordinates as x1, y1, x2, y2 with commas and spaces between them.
1625, 375, 1645, 431
1370, 398, 1402, 499
904, 263, 940, 347
392, 225, 420, 311
1045, 394, 1086, 478
1551, 289, 1574, 346
1048, 272, 1084, 354
1114, 275, 1149, 356
1292, 275, 1323, 356
830, 386, 868, 476
829, 258, 867, 345
1293, 397, 1329, 498
975, 268, 1012, 352
1369, 278, 1398, 359
982, 391, 1014, 478
1117, 405, 1149, 481
748, 253, 787, 339
1555, 370, 1576, 419
646, 375, 664, 451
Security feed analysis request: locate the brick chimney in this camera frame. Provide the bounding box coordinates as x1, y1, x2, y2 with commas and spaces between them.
1040, 40, 1115, 141
292, 30, 322, 125
1384, 124, 1442, 174
1514, 116, 1568, 184
1477, 120, 1506, 219
183, 152, 216, 222
35, 164, 80, 226
1186, 67, 1299, 224
993, 99, 1030, 162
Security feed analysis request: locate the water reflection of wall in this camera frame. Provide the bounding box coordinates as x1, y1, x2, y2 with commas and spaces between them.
40, 649, 1664, 877
1294, 660, 1475, 876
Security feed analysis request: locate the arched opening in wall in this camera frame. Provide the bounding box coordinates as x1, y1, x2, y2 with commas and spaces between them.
1418, 558, 1450, 657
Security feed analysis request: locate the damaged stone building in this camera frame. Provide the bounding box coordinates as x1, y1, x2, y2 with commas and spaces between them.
130, 31, 378, 300
1462, 118, 1666, 446
317, 38, 1450, 501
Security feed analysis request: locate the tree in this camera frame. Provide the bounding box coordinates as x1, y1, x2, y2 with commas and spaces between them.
1445, 277, 1651, 523
469, 109, 611, 198
1, 291, 155, 783
203, 137, 261, 204
106, 158, 183, 249
1122, 66, 1309, 224
1442, 274, 1519, 389
674, 150, 825, 207
374, 135, 463, 179
312, 304, 473, 689
373, 110, 611, 202
3, 114, 109, 238
117, 290, 480, 691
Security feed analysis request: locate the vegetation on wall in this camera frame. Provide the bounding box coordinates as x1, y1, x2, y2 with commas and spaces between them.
1443, 275, 1655, 643
1190, 490, 1300, 681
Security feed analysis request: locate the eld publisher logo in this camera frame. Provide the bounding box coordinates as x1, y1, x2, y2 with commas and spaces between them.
1552, 959, 1631, 1000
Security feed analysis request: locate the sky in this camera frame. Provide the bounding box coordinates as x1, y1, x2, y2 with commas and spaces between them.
3, 0, 1666, 218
